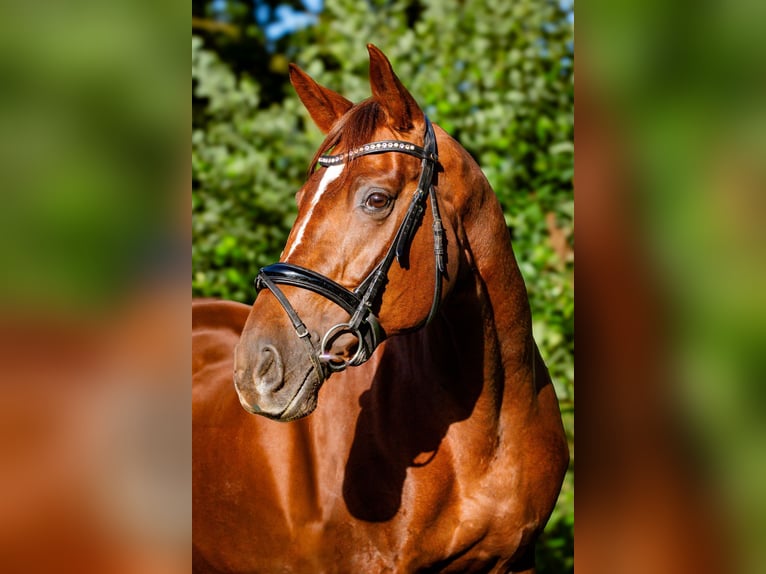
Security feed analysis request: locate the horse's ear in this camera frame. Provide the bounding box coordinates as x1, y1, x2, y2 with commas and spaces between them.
289, 63, 353, 134
367, 44, 423, 132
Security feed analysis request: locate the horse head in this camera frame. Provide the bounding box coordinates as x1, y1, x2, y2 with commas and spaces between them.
234, 45, 461, 421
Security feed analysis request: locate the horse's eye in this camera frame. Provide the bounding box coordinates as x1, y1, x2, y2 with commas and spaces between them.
364, 192, 391, 211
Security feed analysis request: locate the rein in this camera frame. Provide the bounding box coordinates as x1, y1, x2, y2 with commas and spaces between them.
255, 117, 445, 381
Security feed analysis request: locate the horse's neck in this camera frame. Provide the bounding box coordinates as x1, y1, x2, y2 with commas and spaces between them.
439, 240, 536, 440
338, 196, 537, 466
458, 181, 537, 404
442, 136, 536, 397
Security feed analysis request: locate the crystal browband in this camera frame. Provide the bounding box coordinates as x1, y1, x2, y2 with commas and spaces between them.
317, 140, 437, 167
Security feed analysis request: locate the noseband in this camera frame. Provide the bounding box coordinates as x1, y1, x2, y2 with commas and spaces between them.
255, 117, 445, 382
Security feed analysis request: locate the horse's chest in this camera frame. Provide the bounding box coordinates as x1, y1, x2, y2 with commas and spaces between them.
289, 463, 517, 573
195, 400, 525, 573
196, 453, 520, 574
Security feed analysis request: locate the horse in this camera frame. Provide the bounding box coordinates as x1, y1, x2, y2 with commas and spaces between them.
193, 44, 569, 573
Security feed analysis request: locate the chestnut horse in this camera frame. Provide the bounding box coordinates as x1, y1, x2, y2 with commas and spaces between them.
193, 45, 569, 573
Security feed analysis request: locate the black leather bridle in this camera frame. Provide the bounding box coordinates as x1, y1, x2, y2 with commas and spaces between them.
255, 116, 446, 382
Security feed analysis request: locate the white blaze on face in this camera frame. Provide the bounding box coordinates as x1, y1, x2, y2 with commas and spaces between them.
283, 164, 344, 261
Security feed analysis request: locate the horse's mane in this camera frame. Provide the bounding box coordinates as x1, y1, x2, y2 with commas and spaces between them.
308, 98, 384, 176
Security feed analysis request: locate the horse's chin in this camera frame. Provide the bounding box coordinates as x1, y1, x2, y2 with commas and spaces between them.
235, 368, 321, 422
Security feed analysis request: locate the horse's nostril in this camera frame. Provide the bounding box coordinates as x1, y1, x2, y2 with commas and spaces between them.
255, 347, 274, 377
253, 344, 284, 393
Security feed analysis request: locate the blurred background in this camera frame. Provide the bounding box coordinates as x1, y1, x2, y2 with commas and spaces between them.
0, 1, 189, 572
192, 0, 574, 571
576, 0, 766, 572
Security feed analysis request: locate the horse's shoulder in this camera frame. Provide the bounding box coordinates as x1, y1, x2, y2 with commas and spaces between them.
192, 298, 250, 333
192, 299, 248, 402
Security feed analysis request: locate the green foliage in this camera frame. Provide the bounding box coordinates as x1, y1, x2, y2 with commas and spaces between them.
193, 36, 319, 301
193, 0, 572, 570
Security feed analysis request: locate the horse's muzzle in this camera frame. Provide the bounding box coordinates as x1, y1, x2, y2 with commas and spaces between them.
233, 340, 321, 421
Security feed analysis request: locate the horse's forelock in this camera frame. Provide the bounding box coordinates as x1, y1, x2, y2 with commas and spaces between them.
308, 99, 383, 177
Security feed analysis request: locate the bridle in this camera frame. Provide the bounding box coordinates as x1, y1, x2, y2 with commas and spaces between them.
255, 116, 446, 382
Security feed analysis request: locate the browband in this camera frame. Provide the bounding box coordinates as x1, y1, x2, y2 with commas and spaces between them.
317, 140, 438, 167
